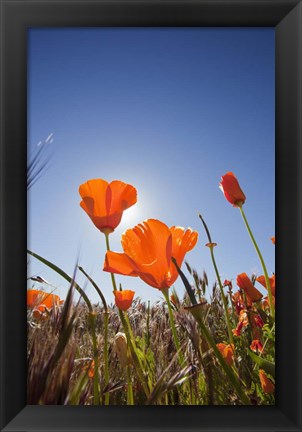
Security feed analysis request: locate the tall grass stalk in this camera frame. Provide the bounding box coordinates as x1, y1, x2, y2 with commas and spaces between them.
238, 206, 275, 318
198, 214, 234, 345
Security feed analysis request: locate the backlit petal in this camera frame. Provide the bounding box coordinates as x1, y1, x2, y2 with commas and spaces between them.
236, 272, 263, 302
104, 251, 138, 277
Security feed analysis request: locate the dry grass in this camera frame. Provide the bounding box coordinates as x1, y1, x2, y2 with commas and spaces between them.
27, 266, 275, 405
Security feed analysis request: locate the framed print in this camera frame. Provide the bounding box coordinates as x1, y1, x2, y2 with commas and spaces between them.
0, 0, 301, 431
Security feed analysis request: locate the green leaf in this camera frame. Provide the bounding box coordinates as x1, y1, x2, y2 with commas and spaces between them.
248, 349, 275, 378
27, 249, 92, 312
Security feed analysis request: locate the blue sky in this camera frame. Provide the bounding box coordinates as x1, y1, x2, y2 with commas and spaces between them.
27, 28, 275, 306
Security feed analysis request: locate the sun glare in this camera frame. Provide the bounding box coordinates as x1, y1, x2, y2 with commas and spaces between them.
120, 203, 142, 229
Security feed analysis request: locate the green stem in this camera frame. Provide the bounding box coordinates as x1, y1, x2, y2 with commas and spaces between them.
238, 206, 275, 319
209, 247, 234, 345
198, 215, 234, 344
104, 232, 150, 398
105, 233, 117, 291
127, 364, 134, 405
78, 266, 108, 310
162, 288, 185, 367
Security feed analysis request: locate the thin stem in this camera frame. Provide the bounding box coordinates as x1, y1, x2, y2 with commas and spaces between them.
103, 233, 150, 398
197, 215, 234, 344
127, 364, 134, 405
239, 206, 275, 319
78, 266, 108, 311
162, 288, 185, 367
209, 247, 234, 345
105, 233, 118, 291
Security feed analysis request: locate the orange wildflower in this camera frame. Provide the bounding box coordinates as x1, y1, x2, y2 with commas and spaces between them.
113, 290, 135, 311
88, 360, 95, 378
104, 219, 198, 290
27, 289, 63, 313
271, 236, 275, 245
256, 274, 275, 297
223, 279, 232, 289
262, 295, 275, 310
250, 339, 264, 353
259, 369, 275, 394
232, 290, 249, 315
232, 309, 249, 336
236, 273, 263, 302
216, 343, 234, 366
219, 172, 246, 207
79, 179, 137, 234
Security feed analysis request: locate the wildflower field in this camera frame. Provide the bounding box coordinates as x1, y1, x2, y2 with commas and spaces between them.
27, 173, 275, 405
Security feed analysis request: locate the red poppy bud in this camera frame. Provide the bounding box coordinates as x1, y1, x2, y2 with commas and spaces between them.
219, 172, 246, 207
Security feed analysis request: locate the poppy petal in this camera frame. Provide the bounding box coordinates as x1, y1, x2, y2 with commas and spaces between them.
237, 272, 263, 302
104, 251, 138, 277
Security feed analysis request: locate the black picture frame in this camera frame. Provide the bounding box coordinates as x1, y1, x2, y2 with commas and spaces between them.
0, 0, 301, 431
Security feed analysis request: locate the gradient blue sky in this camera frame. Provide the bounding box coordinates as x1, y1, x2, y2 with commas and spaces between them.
28, 28, 275, 306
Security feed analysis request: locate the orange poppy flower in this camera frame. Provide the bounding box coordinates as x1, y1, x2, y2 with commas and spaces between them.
103, 219, 198, 290
219, 172, 246, 207
216, 343, 234, 366
256, 274, 275, 297
27, 289, 63, 311
271, 236, 275, 245
79, 179, 137, 234
250, 339, 264, 353
259, 369, 275, 394
236, 273, 263, 302
113, 290, 135, 311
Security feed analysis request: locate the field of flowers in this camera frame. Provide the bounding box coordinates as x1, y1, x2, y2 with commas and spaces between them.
27, 173, 275, 405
